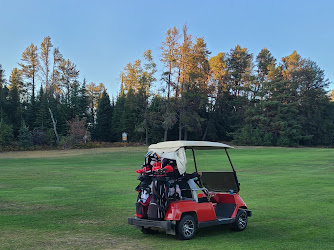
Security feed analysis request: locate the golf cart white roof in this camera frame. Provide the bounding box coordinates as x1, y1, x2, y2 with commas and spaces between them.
149, 141, 232, 151
148, 141, 232, 175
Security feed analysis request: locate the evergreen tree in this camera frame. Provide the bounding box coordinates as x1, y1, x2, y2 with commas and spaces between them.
78, 78, 90, 119
227, 45, 253, 97
112, 91, 126, 141
70, 80, 80, 118
94, 91, 113, 141
35, 87, 50, 129
0, 65, 8, 123
18, 121, 33, 147
8, 85, 21, 137
25, 96, 37, 131
0, 121, 13, 146
0, 64, 5, 87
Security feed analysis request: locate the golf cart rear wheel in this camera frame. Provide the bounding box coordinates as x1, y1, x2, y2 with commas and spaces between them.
232, 209, 248, 231
176, 214, 197, 240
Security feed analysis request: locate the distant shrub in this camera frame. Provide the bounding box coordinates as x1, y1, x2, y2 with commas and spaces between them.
59, 136, 74, 149
46, 129, 56, 146
32, 129, 47, 145
0, 122, 13, 146
66, 116, 89, 145
18, 123, 33, 147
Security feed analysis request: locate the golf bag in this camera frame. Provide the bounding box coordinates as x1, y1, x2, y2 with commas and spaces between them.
135, 189, 151, 218
148, 178, 169, 220
135, 175, 152, 218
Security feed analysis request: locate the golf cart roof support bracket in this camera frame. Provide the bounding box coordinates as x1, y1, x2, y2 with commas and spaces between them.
191, 148, 205, 189
192, 148, 198, 173
225, 148, 236, 172
225, 148, 240, 192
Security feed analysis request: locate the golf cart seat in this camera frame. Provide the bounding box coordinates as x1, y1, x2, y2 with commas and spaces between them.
180, 179, 209, 203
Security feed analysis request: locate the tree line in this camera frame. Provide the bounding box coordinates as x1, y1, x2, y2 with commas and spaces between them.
1, 25, 334, 149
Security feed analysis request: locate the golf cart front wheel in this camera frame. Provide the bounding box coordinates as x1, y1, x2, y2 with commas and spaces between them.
176, 214, 197, 240
232, 209, 248, 231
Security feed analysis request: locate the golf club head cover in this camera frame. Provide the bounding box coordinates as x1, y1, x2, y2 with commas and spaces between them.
152, 165, 162, 171
136, 168, 144, 174
152, 162, 162, 171
164, 165, 173, 173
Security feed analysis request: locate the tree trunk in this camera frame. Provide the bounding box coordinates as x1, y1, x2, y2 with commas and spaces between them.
32, 73, 35, 99
164, 128, 168, 141
178, 109, 182, 140
167, 64, 171, 100
202, 122, 209, 141
49, 107, 60, 143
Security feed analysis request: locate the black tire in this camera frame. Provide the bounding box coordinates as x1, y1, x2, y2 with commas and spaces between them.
232, 209, 248, 231
140, 227, 157, 234
176, 214, 197, 240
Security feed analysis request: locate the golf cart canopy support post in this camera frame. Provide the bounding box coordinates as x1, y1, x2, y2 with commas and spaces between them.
225, 148, 240, 192
192, 148, 198, 173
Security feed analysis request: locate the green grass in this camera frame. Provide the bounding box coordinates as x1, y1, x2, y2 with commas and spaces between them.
0, 147, 333, 249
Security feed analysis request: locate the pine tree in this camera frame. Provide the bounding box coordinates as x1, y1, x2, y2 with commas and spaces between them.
70, 80, 80, 118
0, 65, 8, 123
18, 121, 32, 147
94, 91, 113, 141
78, 78, 90, 119
227, 45, 253, 97
0, 121, 13, 146
8, 85, 21, 137
0, 64, 6, 88
35, 87, 50, 129
112, 91, 126, 141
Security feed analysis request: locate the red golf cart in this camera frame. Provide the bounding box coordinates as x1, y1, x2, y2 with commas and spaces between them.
128, 141, 252, 240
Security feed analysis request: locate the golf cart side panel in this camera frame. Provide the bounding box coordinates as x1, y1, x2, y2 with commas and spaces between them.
165, 200, 217, 222
231, 194, 249, 218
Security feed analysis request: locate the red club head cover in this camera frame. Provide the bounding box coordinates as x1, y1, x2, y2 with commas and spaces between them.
136, 169, 144, 174
165, 165, 174, 173
152, 165, 162, 171
152, 162, 161, 168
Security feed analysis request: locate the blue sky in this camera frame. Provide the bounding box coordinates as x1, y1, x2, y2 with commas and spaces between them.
1, 0, 334, 95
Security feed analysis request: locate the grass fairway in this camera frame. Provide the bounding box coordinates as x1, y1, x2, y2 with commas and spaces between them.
0, 147, 333, 249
